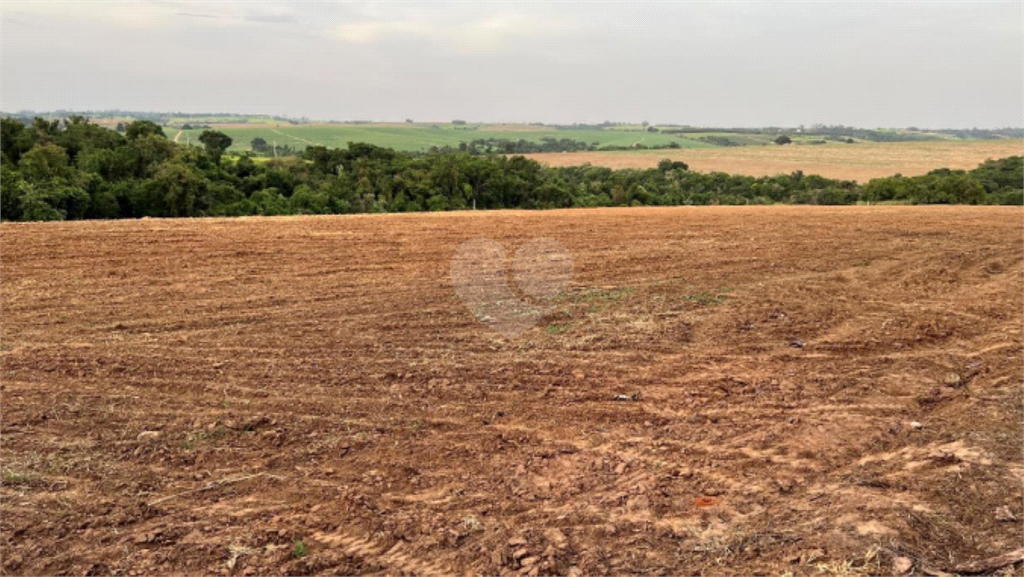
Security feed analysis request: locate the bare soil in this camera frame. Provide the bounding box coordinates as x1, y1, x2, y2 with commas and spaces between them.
2, 207, 1022, 576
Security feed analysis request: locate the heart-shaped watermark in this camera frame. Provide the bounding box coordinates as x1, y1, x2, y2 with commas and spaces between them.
451, 237, 573, 337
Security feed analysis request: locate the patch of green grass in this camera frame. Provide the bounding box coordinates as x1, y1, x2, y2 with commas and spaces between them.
684, 287, 733, 306
183, 424, 228, 450
562, 286, 634, 304
0, 469, 40, 487
546, 321, 573, 334
292, 539, 308, 559
0, 451, 74, 486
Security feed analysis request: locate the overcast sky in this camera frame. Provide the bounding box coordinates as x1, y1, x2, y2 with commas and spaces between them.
2, 1, 1021, 128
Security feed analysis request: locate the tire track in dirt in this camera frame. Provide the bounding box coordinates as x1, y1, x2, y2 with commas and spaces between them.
310, 530, 453, 576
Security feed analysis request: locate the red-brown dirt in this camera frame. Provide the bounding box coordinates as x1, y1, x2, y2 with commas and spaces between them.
2, 207, 1022, 576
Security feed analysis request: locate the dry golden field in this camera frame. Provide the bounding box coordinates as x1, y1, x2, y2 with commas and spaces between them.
523, 140, 1024, 181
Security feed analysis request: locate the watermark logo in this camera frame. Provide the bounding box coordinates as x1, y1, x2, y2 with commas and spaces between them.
451, 238, 573, 337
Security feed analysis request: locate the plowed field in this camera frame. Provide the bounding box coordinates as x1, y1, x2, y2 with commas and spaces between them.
2, 207, 1022, 576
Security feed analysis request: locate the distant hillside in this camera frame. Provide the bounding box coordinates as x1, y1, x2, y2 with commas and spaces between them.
2, 111, 1021, 155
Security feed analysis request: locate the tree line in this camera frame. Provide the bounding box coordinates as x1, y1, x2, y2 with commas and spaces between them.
425, 137, 683, 155
246, 136, 683, 157
1, 117, 1021, 221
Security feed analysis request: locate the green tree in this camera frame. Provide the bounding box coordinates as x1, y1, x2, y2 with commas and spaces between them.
290, 184, 329, 214
122, 134, 176, 178
250, 137, 269, 154
234, 155, 257, 178
18, 144, 70, 181
250, 188, 290, 215
146, 161, 211, 217
48, 182, 91, 219
14, 180, 90, 221
0, 164, 25, 220
125, 120, 166, 141
19, 184, 66, 221
426, 194, 447, 211
1, 117, 35, 165
198, 130, 233, 165
658, 159, 689, 172
774, 135, 792, 145
86, 182, 120, 218
611, 184, 628, 206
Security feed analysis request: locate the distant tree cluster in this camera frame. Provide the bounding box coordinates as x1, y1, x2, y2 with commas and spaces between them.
1, 116, 1020, 222
657, 125, 1016, 143
249, 137, 299, 157
930, 128, 1024, 140
697, 136, 742, 147
433, 138, 597, 155
427, 137, 684, 155
546, 122, 618, 130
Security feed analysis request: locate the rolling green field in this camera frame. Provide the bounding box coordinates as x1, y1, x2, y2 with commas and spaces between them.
176, 123, 715, 152
161, 121, 1012, 156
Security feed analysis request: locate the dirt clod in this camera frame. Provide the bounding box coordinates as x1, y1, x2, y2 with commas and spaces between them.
136, 431, 161, 442
996, 506, 1018, 522
943, 373, 963, 387
544, 528, 567, 550
893, 556, 913, 574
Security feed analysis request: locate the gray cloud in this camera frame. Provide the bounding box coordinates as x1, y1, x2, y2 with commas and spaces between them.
1, 1, 1020, 127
